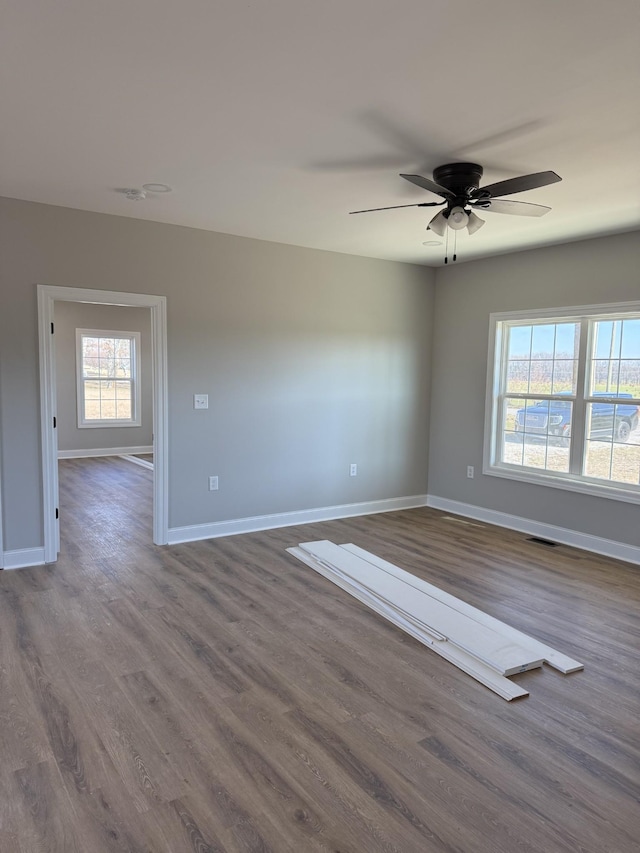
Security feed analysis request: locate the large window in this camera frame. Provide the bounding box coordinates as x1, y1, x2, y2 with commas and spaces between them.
76, 329, 141, 427
485, 303, 640, 503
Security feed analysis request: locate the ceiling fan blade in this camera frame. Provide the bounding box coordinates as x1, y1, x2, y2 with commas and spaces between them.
474, 171, 561, 198
349, 201, 444, 214
400, 173, 452, 197
470, 199, 551, 216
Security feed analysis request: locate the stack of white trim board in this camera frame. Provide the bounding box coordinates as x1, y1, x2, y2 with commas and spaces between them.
287, 541, 583, 701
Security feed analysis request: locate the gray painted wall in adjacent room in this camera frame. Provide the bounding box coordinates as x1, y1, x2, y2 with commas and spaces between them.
429, 230, 640, 548
0, 197, 434, 551
54, 301, 153, 452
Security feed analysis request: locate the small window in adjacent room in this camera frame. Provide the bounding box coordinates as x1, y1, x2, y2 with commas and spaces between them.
485, 303, 640, 503
76, 329, 141, 427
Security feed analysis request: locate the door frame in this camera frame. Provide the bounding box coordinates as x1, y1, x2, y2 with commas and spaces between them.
37, 285, 168, 562
0, 420, 4, 569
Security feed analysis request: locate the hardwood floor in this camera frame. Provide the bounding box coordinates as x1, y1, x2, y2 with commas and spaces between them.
1, 456, 638, 852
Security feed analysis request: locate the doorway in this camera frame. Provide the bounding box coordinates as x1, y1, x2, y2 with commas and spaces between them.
37, 285, 168, 563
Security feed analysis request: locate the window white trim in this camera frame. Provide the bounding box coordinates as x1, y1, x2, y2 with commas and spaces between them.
484, 300, 640, 505
76, 328, 142, 428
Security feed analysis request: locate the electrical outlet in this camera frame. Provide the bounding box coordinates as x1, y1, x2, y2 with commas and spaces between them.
467, 465, 474, 479
194, 394, 209, 409
209, 475, 219, 491
350, 463, 357, 477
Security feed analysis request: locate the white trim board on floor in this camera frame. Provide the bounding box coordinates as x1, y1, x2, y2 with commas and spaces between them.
297, 540, 544, 677
288, 545, 528, 701
427, 495, 640, 567
167, 495, 429, 544
119, 454, 154, 471
58, 446, 153, 459
289, 541, 583, 701
341, 543, 582, 674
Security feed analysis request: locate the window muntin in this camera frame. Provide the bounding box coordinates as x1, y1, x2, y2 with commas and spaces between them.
487, 305, 640, 502
588, 318, 640, 398
76, 329, 141, 427
583, 398, 640, 486
502, 397, 572, 474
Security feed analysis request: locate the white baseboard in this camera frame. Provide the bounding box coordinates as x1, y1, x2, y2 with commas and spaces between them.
8, 494, 635, 568
2, 547, 46, 570
168, 494, 429, 545
427, 495, 640, 566
58, 446, 153, 459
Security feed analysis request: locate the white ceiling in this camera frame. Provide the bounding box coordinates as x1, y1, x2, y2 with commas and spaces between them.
2, 0, 639, 266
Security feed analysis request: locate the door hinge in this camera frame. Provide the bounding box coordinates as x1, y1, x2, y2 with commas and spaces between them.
55, 508, 59, 519
53, 416, 57, 428
51, 322, 54, 334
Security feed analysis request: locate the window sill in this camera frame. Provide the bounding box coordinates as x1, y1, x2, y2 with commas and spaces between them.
483, 462, 640, 506
77, 421, 142, 429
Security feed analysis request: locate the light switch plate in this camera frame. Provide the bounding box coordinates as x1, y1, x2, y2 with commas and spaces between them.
194, 394, 209, 409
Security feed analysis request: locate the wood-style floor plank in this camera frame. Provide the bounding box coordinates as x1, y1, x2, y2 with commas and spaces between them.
1, 455, 639, 852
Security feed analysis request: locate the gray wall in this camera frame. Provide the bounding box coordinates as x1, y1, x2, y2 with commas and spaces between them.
0, 196, 434, 551
429, 230, 640, 548
54, 301, 153, 452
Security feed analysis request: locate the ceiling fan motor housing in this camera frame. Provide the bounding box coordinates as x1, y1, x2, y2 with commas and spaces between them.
433, 163, 484, 213
433, 162, 483, 194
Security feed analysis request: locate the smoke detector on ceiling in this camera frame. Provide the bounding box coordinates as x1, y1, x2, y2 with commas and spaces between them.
142, 183, 172, 193
124, 188, 147, 201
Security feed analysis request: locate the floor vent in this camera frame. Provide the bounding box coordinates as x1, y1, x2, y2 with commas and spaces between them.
526, 536, 560, 547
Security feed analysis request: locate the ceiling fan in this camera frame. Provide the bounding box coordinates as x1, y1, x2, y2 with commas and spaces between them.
350, 163, 562, 236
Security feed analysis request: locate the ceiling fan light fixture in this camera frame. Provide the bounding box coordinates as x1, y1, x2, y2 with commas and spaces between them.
448, 206, 469, 231
466, 210, 485, 234
427, 210, 448, 236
